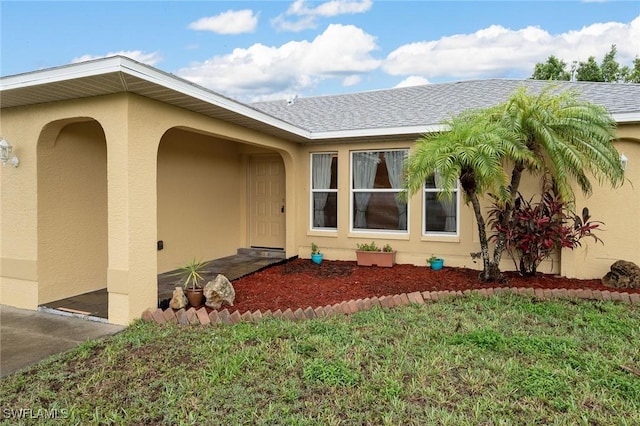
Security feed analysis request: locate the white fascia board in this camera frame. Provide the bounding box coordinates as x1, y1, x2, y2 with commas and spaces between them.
0, 57, 127, 89
116, 59, 311, 138
308, 124, 448, 140
0, 56, 311, 139
612, 112, 640, 123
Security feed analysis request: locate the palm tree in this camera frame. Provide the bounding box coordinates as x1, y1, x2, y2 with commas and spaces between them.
490, 87, 624, 272
405, 87, 624, 282
404, 110, 535, 282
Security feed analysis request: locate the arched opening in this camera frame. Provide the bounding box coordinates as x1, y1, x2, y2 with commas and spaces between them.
37, 119, 108, 316
156, 128, 287, 300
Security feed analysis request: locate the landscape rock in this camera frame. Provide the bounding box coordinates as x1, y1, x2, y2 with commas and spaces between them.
602, 260, 640, 289
204, 274, 236, 309
169, 286, 188, 310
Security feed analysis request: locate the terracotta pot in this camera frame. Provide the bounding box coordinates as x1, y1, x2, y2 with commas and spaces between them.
185, 287, 205, 307
356, 251, 396, 267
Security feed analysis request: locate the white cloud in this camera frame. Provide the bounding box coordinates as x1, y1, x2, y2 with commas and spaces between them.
189, 10, 258, 34
342, 75, 362, 87
272, 0, 372, 32
177, 24, 380, 102
383, 15, 640, 80
395, 76, 430, 88
72, 50, 162, 66
287, 0, 373, 17
271, 15, 318, 32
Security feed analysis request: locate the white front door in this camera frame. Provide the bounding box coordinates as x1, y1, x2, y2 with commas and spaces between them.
249, 155, 286, 248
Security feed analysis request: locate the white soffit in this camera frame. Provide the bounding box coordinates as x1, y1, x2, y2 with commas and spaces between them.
0, 56, 312, 141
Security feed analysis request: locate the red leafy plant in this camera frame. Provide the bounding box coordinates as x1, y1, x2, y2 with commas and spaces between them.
489, 185, 603, 277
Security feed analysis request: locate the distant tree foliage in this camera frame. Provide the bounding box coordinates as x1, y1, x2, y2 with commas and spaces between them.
531, 45, 639, 83
576, 56, 604, 82
623, 58, 640, 83
600, 45, 621, 82
531, 55, 570, 81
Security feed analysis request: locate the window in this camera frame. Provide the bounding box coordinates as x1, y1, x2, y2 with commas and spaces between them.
311, 153, 338, 230
424, 173, 459, 235
351, 150, 408, 232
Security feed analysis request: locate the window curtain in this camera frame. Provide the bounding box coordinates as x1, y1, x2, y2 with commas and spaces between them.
384, 151, 407, 230
434, 172, 457, 232
353, 152, 379, 228
312, 154, 332, 227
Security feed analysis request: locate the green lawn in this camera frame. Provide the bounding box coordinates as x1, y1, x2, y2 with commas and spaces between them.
1, 293, 639, 425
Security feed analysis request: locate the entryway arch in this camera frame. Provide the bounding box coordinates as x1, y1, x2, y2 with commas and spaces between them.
156, 127, 289, 274
37, 118, 108, 306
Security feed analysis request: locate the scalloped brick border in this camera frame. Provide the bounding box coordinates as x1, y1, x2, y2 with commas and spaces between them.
141, 287, 640, 326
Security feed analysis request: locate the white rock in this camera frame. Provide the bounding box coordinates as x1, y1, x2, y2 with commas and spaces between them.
204, 274, 236, 309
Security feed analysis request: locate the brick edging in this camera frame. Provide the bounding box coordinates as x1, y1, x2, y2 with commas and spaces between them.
141, 287, 640, 326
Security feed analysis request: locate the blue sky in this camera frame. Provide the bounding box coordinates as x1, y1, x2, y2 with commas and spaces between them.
2, 1, 639, 102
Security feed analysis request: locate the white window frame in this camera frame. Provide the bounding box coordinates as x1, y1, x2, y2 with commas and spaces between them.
349, 149, 409, 234
310, 152, 338, 231
423, 177, 460, 237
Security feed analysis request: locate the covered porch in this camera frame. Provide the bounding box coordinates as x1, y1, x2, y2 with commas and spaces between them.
40, 250, 286, 320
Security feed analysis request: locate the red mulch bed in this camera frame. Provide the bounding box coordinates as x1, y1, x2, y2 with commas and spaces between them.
211, 258, 637, 314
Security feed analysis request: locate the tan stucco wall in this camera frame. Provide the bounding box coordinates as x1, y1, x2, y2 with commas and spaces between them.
563, 128, 640, 279
299, 141, 486, 270
157, 128, 244, 273
297, 126, 639, 278
38, 120, 108, 303
1, 92, 300, 324
1, 86, 636, 323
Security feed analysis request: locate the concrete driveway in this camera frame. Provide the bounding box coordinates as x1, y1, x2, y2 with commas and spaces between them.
1, 305, 124, 378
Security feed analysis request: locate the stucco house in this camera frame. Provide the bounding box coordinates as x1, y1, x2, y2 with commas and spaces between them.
1, 56, 638, 325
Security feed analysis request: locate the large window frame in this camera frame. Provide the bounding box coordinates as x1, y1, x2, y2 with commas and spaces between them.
423, 173, 460, 237
349, 149, 409, 234
310, 152, 338, 231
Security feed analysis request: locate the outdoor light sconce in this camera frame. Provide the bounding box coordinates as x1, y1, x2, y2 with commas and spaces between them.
620, 153, 628, 171
0, 138, 20, 168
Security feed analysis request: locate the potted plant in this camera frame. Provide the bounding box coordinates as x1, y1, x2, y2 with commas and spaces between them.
427, 255, 444, 271
172, 258, 209, 307
355, 241, 396, 267
311, 242, 323, 264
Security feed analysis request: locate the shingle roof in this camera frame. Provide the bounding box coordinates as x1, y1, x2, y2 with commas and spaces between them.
251, 79, 640, 134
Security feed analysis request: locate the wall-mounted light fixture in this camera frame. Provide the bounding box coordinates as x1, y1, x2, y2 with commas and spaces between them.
0, 138, 20, 168
620, 153, 628, 171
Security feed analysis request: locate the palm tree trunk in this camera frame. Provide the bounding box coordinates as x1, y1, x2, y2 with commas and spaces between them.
466, 189, 500, 282
492, 161, 525, 270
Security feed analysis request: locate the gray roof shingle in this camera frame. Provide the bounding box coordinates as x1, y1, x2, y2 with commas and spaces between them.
251, 79, 640, 134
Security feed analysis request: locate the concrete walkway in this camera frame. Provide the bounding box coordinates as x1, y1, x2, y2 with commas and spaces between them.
0, 305, 124, 378
42, 251, 286, 319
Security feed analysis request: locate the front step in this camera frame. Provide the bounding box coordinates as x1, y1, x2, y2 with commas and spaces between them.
237, 247, 286, 259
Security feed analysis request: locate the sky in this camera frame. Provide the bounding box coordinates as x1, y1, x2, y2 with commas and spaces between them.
1, 1, 639, 102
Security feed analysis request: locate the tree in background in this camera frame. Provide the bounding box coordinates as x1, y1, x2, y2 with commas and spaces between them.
531, 55, 571, 81
531, 45, 639, 83
575, 56, 604, 82
600, 45, 622, 82
621, 58, 640, 83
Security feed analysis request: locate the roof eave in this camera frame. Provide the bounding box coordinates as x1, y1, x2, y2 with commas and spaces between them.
1, 56, 312, 141
613, 112, 640, 123
308, 124, 447, 141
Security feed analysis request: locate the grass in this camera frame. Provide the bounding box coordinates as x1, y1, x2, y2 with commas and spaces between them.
1, 293, 639, 425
